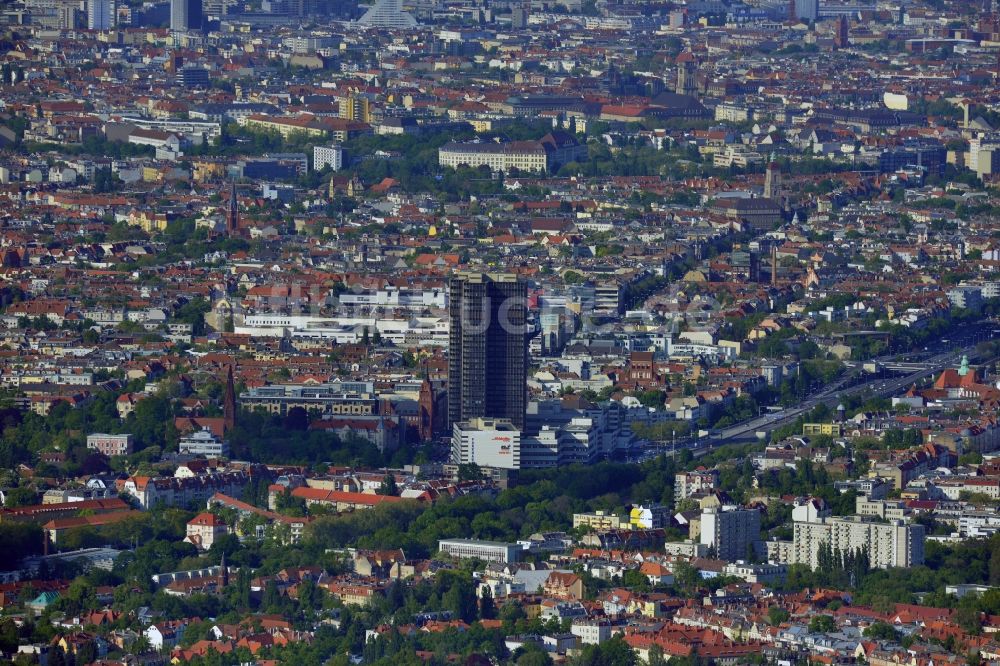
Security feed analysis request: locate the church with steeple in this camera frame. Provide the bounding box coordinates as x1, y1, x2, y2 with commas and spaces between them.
172, 364, 239, 452
903, 355, 1000, 407
932, 355, 980, 395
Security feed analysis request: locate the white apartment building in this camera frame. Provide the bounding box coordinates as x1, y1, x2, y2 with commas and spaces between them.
947, 285, 983, 311
79, 308, 126, 325
521, 416, 615, 468
117, 116, 222, 144
555, 417, 604, 465
284, 35, 337, 53
959, 511, 1000, 538
338, 286, 447, 309
313, 144, 343, 171
237, 314, 449, 347
675, 469, 720, 501
721, 562, 787, 584
521, 428, 560, 468
714, 103, 753, 123
855, 497, 910, 520
438, 539, 520, 563
933, 477, 1000, 500
185, 512, 228, 551
178, 428, 230, 458
571, 619, 618, 645
969, 135, 1000, 181
713, 145, 764, 168
780, 515, 925, 569
521, 400, 634, 468
452, 418, 521, 470
664, 541, 709, 557
961, 280, 1000, 299
439, 141, 548, 173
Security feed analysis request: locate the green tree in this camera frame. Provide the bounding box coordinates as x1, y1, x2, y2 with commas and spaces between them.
621, 568, 650, 592
673, 561, 700, 589
517, 645, 554, 666
768, 606, 791, 626
92, 167, 121, 193
808, 614, 836, 633
48, 645, 67, 666
500, 600, 527, 630
174, 297, 211, 336
261, 579, 281, 612
0, 619, 19, 654
377, 473, 399, 496
75, 639, 97, 665
571, 635, 637, 666
457, 463, 484, 481
0, 523, 44, 570
863, 622, 901, 642
480, 585, 497, 620
637, 390, 666, 410
3, 486, 38, 507
953, 606, 982, 635
439, 570, 478, 622
297, 578, 321, 612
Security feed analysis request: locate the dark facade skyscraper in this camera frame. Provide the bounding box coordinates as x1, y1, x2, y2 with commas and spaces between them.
448, 272, 527, 431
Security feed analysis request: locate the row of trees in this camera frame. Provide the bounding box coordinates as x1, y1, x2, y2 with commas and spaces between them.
815, 544, 871, 589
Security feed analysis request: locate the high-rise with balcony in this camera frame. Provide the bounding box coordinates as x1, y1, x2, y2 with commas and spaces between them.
87, 0, 113, 29
448, 272, 527, 431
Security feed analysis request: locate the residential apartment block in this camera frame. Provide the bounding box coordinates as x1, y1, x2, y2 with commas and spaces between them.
438, 538, 521, 564
769, 515, 925, 570
699, 507, 761, 562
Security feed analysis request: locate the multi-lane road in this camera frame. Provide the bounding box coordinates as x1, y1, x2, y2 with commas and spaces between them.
703, 321, 998, 447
